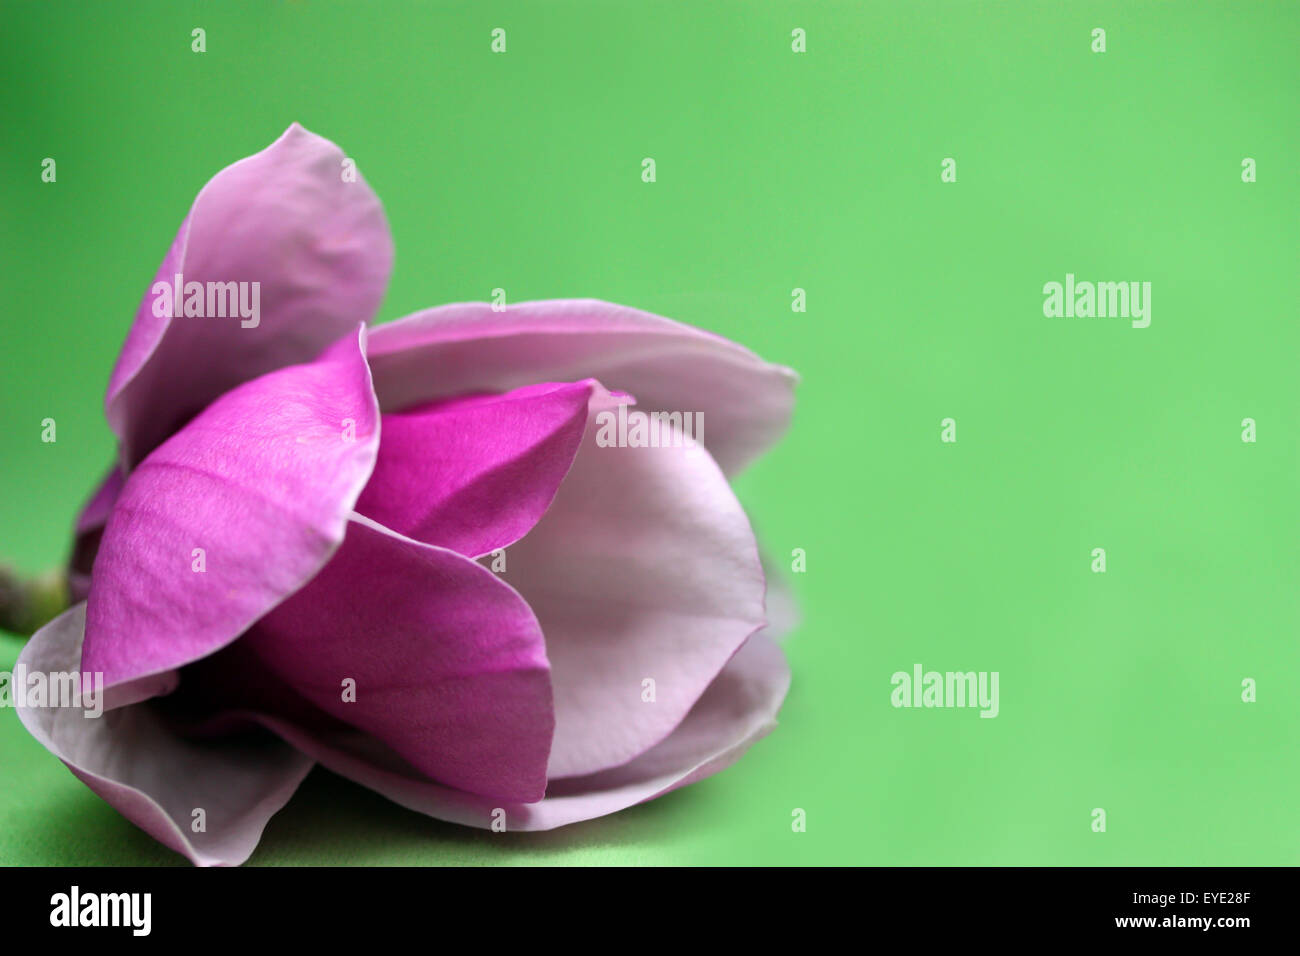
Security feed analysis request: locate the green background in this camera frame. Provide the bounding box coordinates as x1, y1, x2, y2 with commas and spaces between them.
1, 0, 1296, 865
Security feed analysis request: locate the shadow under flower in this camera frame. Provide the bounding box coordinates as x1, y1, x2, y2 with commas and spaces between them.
248, 766, 705, 866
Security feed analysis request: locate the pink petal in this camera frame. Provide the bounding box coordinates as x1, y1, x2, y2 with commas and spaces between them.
14, 605, 314, 866
236, 514, 553, 802
67, 468, 177, 712
355, 380, 611, 557
74, 466, 125, 535
107, 123, 393, 467
503, 399, 767, 778
366, 299, 796, 476
69, 467, 125, 604
231, 631, 788, 831
83, 327, 380, 694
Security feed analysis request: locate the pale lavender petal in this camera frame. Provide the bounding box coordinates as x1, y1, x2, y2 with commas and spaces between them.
14, 605, 314, 866
83, 327, 379, 694
366, 299, 796, 475
760, 549, 801, 645
241, 514, 553, 802
107, 123, 393, 467
355, 380, 610, 557
232, 631, 788, 831
502, 400, 767, 778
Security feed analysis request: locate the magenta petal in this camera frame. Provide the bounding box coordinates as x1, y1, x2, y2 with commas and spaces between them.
107, 123, 393, 467
355, 380, 606, 557
82, 327, 380, 693
15, 605, 314, 866
240, 514, 553, 802
365, 299, 796, 475
68, 467, 125, 603
503, 402, 767, 778
74, 466, 125, 535
239, 631, 788, 831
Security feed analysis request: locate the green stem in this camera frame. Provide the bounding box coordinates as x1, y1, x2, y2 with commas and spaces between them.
0, 566, 69, 637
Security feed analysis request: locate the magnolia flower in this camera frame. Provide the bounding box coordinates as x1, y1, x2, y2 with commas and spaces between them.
15, 124, 797, 866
